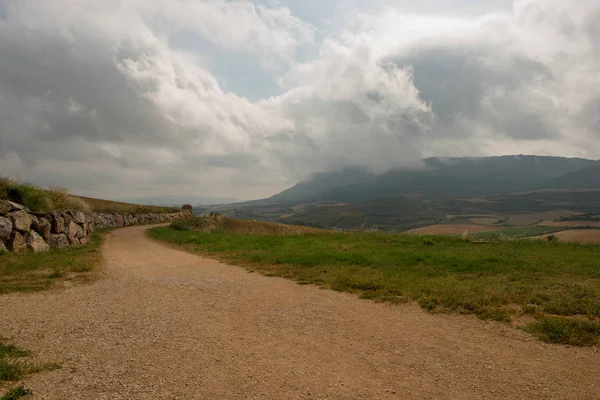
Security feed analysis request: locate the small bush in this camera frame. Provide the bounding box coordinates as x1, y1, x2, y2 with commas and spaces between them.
48, 269, 64, 279
1, 385, 33, 400
0, 360, 25, 382
0, 385, 33, 400
0, 339, 61, 388
476, 308, 512, 323
171, 218, 193, 231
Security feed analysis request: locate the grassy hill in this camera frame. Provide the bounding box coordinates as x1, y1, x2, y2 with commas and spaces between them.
1, 177, 179, 214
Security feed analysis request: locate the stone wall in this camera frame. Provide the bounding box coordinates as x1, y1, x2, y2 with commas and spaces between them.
0, 200, 190, 253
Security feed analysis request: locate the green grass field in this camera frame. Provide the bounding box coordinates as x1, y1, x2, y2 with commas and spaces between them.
150, 226, 600, 346
0, 230, 109, 294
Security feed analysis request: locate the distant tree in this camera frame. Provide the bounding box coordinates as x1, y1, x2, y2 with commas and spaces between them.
181, 204, 193, 213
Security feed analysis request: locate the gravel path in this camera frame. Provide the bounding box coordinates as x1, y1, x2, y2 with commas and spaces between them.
1, 225, 598, 399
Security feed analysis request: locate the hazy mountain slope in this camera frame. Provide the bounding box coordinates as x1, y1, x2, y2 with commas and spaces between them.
546, 161, 600, 189
422, 155, 593, 182
264, 156, 596, 205
118, 195, 243, 206
268, 167, 375, 203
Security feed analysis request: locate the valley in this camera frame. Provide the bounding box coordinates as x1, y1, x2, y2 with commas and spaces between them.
196, 156, 600, 241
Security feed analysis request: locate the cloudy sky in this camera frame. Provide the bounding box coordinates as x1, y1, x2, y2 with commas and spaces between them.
0, 0, 599, 200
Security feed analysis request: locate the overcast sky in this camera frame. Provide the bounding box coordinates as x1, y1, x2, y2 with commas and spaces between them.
1, 0, 599, 200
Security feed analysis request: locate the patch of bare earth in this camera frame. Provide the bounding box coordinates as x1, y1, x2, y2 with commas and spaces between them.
533, 229, 600, 244
506, 210, 582, 226
405, 224, 504, 235
0, 226, 599, 399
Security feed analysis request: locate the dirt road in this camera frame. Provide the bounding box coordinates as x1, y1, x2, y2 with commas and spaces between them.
1, 226, 598, 399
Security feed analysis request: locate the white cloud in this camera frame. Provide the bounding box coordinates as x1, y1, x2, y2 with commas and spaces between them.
1, 0, 599, 200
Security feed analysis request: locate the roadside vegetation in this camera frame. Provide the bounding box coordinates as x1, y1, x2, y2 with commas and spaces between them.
0, 339, 60, 399
150, 216, 600, 346
1, 176, 178, 214
171, 213, 329, 235
0, 230, 109, 294
77, 196, 179, 214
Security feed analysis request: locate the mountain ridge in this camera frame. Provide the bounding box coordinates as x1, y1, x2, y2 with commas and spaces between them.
259, 155, 598, 206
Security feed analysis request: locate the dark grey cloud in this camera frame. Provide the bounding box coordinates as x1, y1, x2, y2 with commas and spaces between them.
0, 26, 197, 149
1, 0, 599, 200
393, 45, 558, 141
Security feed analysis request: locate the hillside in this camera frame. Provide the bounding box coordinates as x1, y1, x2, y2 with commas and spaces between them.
0, 177, 179, 214
548, 161, 600, 189
205, 155, 600, 232
261, 156, 596, 206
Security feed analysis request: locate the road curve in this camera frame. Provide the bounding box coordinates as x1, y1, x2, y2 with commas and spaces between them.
0, 225, 598, 399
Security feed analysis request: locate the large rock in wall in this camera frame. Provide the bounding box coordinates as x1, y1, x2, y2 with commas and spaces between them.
0, 199, 191, 253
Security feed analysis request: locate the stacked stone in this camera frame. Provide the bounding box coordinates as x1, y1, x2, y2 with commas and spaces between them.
88, 211, 188, 229
0, 199, 191, 253
0, 200, 51, 253
46, 210, 92, 250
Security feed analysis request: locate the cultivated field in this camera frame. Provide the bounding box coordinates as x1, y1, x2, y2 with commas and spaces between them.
405, 224, 503, 235
533, 229, 600, 244
537, 220, 600, 227
506, 210, 581, 226
469, 217, 502, 225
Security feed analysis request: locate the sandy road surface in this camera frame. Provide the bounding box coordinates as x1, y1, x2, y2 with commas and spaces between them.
0, 225, 598, 399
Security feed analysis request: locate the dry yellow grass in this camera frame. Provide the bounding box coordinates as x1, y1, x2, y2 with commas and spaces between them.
173, 214, 332, 235
507, 210, 581, 226
77, 196, 179, 214
532, 229, 600, 244
404, 224, 504, 235
1, 176, 178, 214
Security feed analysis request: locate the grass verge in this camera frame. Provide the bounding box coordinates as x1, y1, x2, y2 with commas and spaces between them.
0, 230, 110, 294
523, 317, 600, 347
0, 339, 60, 399
149, 226, 600, 346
